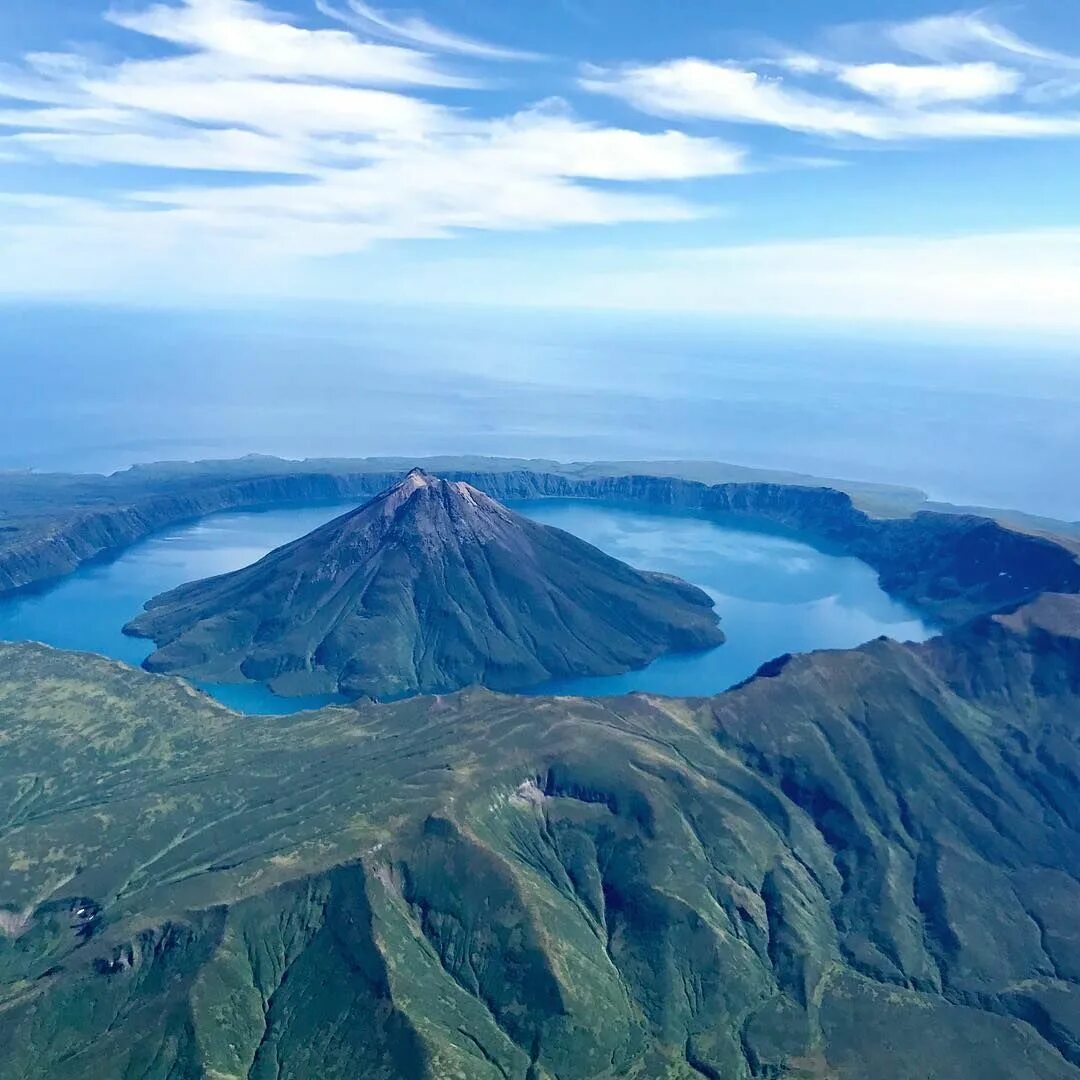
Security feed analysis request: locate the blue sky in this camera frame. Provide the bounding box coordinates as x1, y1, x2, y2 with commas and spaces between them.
2, 0, 1080, 331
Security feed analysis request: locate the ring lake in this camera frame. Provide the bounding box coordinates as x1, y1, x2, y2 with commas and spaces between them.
0, 498, 933, 714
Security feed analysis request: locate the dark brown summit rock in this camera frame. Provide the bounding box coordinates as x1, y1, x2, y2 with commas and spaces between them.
124, 469, 724, 699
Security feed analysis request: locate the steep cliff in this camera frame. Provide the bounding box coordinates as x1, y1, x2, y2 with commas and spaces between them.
2, 459, 1078, 627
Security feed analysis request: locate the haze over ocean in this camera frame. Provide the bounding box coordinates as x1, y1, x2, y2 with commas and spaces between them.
4, 303, 1076, 521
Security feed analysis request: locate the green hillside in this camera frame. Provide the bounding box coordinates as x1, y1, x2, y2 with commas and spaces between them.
1, 592, 1078, 1077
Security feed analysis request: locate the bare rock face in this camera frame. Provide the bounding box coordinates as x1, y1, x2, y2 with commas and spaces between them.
124, 469, 724, 699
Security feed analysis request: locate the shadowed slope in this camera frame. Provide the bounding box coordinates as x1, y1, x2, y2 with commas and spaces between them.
124, 469, 724, 699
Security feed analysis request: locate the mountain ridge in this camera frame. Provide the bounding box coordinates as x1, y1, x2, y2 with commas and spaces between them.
3, 462, 1077, 628
1, 591, 1079, 1077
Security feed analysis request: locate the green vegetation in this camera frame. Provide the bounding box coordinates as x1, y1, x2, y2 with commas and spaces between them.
1, 589, 1079, 1077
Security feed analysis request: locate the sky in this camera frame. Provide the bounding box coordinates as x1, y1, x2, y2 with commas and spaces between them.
3, 0, 1080, 332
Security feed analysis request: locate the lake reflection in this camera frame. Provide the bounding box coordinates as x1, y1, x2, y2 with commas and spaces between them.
518, 500, 932, 698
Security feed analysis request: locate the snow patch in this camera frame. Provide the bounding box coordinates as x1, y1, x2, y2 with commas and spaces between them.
509, 778, 546, 809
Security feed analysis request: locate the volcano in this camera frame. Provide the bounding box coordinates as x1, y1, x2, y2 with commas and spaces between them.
124, 469, 725, 699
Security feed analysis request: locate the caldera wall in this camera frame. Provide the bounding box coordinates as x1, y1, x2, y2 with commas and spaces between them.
1, 463, 1078, 627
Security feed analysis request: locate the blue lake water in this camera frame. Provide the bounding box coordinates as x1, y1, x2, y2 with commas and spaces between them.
0, 503, 360, 715
0, 498, 932, 712
521, 501, 931, 697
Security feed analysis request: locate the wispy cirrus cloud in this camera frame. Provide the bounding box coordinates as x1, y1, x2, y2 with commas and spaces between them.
583, 10, 1080, 141
882, 12, 1080, 69
317, 0, 545, 61
105, 0, 474, 85
0, 0, 748, 283
3, 0, 1079, 330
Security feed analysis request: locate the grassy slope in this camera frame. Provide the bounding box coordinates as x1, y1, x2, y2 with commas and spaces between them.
0, 598, 1078, 1078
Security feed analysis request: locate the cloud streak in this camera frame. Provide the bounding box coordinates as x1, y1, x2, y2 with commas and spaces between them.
583, 12, 1080, 141
884, 12, 1080, 69
106, 0, 474, 86
318, 0, 545, 61
3, 0, 1080, 333
0, 0, 747, 272
835, 61, 1019, 105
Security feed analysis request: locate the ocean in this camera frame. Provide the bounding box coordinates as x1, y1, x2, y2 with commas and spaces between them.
2, 302, 1078, 519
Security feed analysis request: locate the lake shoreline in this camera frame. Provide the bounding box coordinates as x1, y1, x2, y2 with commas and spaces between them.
0, 496, 933, 714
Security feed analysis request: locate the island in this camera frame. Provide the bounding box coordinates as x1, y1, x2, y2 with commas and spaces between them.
1, 455, 1080, 1078
123, 470, 725, 698
2, 455, 1078, 628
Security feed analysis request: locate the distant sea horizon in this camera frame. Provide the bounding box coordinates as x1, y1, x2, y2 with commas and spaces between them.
4, 301, 1078, 521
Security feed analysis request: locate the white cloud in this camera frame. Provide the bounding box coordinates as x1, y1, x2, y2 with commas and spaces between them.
836, 61, 1019, 105
884, 12, 1080, 106
0, 105, 138, 133
112, 105, 735, 257
5, 0, 1078, 331
583, 58, 1080, 140
6, 127, 318, 173
9, 190, 1080, 337
0, 61, 86, 107
1026, 78, 1080, 105
886, 13, 1080, 69
583, 61, 876, 137
584, 11, 1080, 142
0, 0, 749, 269
318, 0, 544, 61
467, 105, 746, 181
85, 73, 451, 137
106, 0, 473, 86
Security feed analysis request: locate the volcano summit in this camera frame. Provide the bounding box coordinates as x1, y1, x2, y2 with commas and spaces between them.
124, 470, 725, 699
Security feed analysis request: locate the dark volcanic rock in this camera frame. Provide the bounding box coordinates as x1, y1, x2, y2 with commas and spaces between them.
124, 469, 724, 698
